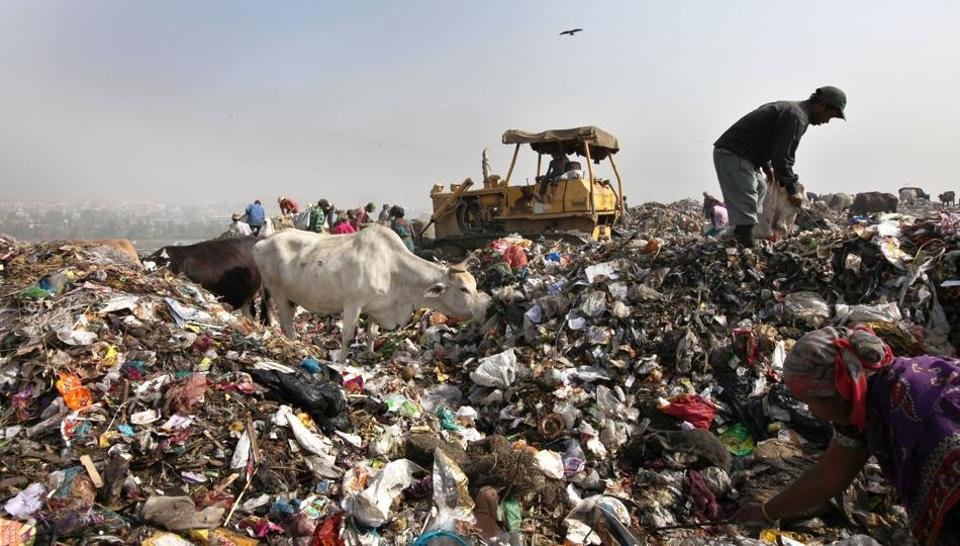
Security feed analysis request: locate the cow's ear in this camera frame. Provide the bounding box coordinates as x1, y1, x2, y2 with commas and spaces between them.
424, 283, 445, 298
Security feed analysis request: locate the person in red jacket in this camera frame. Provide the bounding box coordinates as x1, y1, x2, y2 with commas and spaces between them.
277, 196, 300, 215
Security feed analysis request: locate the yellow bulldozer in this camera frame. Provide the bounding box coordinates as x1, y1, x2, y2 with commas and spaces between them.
422, 126, 625, 254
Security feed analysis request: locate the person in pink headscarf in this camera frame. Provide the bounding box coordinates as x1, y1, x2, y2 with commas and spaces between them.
331, 213, 356, 235
735, 325, 960, 545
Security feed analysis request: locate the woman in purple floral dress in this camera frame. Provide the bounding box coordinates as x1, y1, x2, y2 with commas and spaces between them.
736, 325, 960, 545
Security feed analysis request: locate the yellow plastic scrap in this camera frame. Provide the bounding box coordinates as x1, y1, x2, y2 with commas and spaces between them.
759, 529, 813, 545
99, 430, 120, 449
103, 345, 119, 367
296, 411, 318, 431
197, 357, 213, 372
190, 528, 259, 546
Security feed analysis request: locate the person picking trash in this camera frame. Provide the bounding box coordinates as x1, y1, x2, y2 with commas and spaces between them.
735, 326, 960, 545
713, 86, 846, 247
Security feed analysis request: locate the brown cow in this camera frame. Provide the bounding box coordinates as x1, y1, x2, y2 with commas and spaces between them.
73, 239, 142, 268
147, 237, 262, 319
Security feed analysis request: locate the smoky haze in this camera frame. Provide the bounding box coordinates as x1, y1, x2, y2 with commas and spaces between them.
1, 1, 958, 210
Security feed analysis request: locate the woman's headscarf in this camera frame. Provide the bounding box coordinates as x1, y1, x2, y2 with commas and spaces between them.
784, 325, 894, 431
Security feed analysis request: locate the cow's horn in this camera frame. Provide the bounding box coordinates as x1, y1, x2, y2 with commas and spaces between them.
458, 255, 480, 270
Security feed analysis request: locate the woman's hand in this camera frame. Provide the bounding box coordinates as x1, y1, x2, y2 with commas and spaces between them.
758, 439, 870, 523
733, 502, 773, 524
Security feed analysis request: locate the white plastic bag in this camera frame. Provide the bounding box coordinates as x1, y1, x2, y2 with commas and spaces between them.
470, 349, 518, 388
428, 448, 475, 531
783, 291, 830, 326
342, 459, 421, 527
535, 450, 564, 479
273, 405, 335, 458
835, 302, 902, 324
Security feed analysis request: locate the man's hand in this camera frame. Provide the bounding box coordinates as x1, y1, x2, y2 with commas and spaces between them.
787, 193, 803, 208
762, 166, 776, 185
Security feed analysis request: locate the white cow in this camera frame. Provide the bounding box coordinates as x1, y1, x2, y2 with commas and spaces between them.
899, 188, 918, 205
253, 226, 491, 356
824, 193, 853, 211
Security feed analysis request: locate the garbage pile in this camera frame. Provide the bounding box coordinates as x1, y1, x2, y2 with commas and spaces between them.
0, 200, 957, 545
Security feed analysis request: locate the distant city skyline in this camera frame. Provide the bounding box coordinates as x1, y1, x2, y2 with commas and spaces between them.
1, 1, 959, 208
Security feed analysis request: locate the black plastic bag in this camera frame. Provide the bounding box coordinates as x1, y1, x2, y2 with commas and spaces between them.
249, 368, 348, 432
765, 383, 833, 446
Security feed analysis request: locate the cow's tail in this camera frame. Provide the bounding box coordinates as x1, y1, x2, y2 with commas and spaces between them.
260, 286, 272, 326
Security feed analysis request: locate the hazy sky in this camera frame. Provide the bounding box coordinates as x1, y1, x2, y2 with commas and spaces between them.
1, 1, 958, 210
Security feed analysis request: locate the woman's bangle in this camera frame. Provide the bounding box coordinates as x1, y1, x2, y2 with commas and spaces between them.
761, 502, 778, 524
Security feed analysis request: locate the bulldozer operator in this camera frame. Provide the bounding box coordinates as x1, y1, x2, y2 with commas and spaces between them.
536, 151, 570, 199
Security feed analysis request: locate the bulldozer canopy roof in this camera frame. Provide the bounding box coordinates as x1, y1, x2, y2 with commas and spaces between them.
501, 126, 619, 160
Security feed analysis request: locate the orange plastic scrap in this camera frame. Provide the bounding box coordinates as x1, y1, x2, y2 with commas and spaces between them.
56, 372, 93, 410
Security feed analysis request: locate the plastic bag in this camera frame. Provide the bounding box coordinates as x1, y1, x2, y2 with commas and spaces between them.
660, 394, 716, 429
586, 326, 612, 345
385, 395, 422, 418
835, 302, 902, 325
420, 384, 463, 414
341, 459, 420, 527
142, 532, 194, 546
566, 496, 636, 546
249, 368, 347, 432
535, 450, 564, 479
429, 449, 474, 531
310, 513, 345, 546
718, 423, 754, 456
3, 483, 46, 518
594, 385, 639, 422
611, 301, 631, 319
627, 283, 666, 303
230, 430, 251, 470
764, 383, 832, 445
826, 536, 882, 546
580, 291, 607, 317
273, 405, 336, 458
502, 245, 528, 269
584, 262, 620, 283
782, 291, 831, 326
55, 373, 92, 410
469, 349, 518, 388
756, 181, 803, 241
141, 496, 225, 531
675, 328, 701, 373
436, 407, 460, 431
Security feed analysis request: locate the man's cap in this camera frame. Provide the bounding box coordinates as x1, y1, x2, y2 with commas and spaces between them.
811, 86, 847, 119
231, 213, 241, 221
366, 202, 375, 210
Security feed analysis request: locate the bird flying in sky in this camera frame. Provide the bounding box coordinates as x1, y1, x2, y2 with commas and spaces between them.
559, 28, 583, 36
